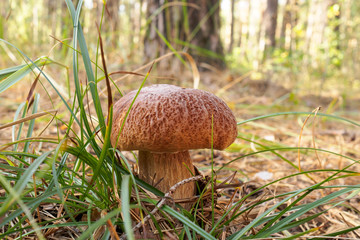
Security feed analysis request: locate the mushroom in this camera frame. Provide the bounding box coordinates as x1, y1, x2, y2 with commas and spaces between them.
110, 84, 237, 203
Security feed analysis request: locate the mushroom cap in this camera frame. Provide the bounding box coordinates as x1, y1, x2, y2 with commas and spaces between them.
111, 84, 237, 153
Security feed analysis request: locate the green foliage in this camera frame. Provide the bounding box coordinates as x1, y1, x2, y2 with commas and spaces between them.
0, 55, 56, 94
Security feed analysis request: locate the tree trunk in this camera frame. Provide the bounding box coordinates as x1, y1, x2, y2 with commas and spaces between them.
245, 0, 262, 70
105, 0, 120, 48
237, 21, 242, 48
264, 0, 278, 53
305, 0, 331, 61
279, 0, 298, 52
187, 0, 225, 69
144, 0, 170, 70
228, 0, 235, 53
280, 0, 290, 49
144, 0, 225, 70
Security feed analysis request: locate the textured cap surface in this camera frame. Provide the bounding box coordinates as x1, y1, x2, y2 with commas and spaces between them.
111, 84, 237, 152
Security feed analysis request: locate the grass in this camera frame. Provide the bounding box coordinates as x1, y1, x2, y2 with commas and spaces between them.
1, 1, 360, 239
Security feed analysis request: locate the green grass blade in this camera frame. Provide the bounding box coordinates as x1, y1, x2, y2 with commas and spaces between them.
68, 0, 90, 142
77, 27, 106, 138
221, 146, 359, 176
65, 146, 112, 189
113, 64, 153, 149
282, 227, 320, 240
0, 174, 46, 240
0, 185, 79, 229
23, 93, 39, 154
0, 151, 52, 216
175, 39, 225, 60
0, 56, 53, 94
0, 57, 67, 81
45, 140, 80, 227
0, 64, 25, 80
181, 0, 189, 36
238, 111, 360, 128
84, 106, 113, 196
0, 163, 25, 174
154, 27, 186, 65
255, 186, 360, 238
227, 159, 360, 239
76, 208, 121, 240
65, 0, 106, 138
234, 135, 298, 169
121, 175, 135, 240
0, 39, 82, 131
319, 225, 360, 239
226, 188, 307, 239
163, 205, 216, 240
0, 221, 90, 239
11, 102, 27, 151
187, 1, 219, 42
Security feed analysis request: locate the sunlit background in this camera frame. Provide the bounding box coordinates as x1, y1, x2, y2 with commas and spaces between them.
1, 0, 359, 98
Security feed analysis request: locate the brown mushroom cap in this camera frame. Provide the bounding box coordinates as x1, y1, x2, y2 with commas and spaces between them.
111, 84, 237, 153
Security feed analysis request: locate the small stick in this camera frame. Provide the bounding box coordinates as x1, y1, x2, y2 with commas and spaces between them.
120, 175, 203, 240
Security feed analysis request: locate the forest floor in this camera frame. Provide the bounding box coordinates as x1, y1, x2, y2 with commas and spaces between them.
1, 68, 360, 239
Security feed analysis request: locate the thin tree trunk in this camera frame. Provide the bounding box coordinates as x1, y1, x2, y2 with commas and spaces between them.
105, 0, 120, 48
280, 0, 290, 49
187, 0, 225, 69
138, 0, 144, 44
237, 21, 242, 48
305, 0, 331, 61
289, 0, 299, 54
127, 0, 135, 54
240, 0, 251, 56
228, 0, 235, 53
264, 0, 278, 54
144, 0, 169, 69
246, 0, 263, 70
144, 0, 225, 70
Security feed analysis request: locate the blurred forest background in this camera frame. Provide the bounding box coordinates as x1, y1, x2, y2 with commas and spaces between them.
0, 0, 360, 103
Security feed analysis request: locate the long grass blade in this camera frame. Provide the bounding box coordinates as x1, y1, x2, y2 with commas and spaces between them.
96, 22, 112, 111
66, 0, 106, 138
85, 106, 113, 194
121, 175, 134, 240
11, 102, 27, 151
0, 56, 53, 94
0, 110, 57, 130
238, 111, 360, 128
23, 93, 39, 154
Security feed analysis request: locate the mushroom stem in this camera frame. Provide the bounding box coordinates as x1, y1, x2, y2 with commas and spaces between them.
138, 151, 195, 202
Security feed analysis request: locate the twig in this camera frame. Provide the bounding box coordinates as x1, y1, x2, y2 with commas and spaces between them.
120, 175, 203, 239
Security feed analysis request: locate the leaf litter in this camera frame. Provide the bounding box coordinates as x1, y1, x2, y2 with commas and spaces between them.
1, 69, 360, 239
